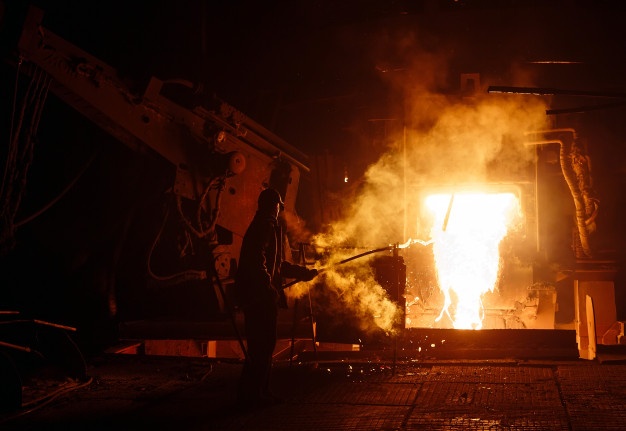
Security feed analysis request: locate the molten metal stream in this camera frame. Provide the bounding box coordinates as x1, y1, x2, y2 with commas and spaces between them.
425, 192, 520, 329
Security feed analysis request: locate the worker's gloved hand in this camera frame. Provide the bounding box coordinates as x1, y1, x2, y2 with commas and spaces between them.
300, 268, 318, 282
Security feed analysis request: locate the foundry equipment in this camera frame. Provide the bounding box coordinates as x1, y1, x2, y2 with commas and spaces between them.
5, 5, 309, 322
1, 3, 312, 393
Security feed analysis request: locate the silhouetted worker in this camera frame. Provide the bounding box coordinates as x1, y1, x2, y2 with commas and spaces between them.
235, 188, 318, 410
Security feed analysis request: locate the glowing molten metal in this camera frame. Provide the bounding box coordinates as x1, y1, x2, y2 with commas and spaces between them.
425, 192, 520, 330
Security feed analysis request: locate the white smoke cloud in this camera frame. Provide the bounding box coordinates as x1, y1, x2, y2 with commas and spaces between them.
286, 26, 550, 335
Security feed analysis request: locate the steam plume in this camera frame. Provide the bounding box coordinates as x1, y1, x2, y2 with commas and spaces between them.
286, 28, 550, 334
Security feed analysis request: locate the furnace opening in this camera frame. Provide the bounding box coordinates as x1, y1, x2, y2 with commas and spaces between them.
405, 187, 547, 330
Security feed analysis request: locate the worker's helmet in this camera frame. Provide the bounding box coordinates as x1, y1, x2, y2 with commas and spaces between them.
258, 188, 285, 210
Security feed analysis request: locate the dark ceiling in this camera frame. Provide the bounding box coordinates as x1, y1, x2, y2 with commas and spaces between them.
11, 0, 626, 157
3, 0, 626, 245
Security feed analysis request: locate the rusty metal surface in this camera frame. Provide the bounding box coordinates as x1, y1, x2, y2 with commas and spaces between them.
410, 365, 568, 430
3, 355, 626, 430
558, 364, 626, 431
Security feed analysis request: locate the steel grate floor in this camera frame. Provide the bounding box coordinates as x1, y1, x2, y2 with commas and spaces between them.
4, 356, 626, 430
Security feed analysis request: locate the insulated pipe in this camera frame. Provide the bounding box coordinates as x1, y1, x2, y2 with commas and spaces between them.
525, 129, 596, 258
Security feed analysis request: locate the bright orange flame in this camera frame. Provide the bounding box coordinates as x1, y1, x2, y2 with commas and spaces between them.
425, 192, 520, 329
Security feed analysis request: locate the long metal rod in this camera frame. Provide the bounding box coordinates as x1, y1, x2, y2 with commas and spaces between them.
487, 85, 626, 99
211, 271, 248, 362
281, 246, 393, 290
442, 193, 455, 232
546, 101, 626, 115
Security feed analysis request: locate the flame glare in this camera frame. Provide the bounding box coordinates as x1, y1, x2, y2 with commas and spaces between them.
425, 192, 521, 329
283, 28, 550, 336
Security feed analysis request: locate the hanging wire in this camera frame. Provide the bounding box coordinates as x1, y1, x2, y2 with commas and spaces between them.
2, 57, 23, 204
15, 149, 99, 228
1, 65, 51, 254
177, 175, 226, 240
11, 69, 51, 221
147, 192, 209, 285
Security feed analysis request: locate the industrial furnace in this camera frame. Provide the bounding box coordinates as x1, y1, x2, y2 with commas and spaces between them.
374, 127, 619, 359
311, 125, 619, 361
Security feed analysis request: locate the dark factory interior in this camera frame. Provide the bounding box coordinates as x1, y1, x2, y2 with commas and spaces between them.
2, 0, 626, 421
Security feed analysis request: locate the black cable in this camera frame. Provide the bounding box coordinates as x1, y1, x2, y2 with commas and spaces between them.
15, 149, 99, 228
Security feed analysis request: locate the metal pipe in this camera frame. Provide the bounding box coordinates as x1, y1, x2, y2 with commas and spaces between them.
488, 86, 626, 99
524, 129, 596, 258
281, 246, 394, 290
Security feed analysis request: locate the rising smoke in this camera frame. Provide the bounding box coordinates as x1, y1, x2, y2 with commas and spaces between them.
285, 27, 550, 335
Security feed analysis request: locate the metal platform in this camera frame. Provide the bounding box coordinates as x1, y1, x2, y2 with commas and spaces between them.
2, 353, 626, 430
